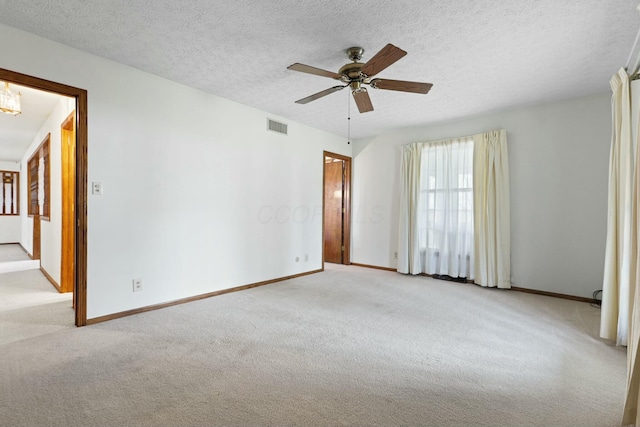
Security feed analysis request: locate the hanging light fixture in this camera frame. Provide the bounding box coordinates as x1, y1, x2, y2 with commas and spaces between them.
0, 82, 21, 115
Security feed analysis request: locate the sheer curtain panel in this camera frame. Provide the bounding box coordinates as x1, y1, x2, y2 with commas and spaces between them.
418, 138, 475, 278
398, 138, 475, 277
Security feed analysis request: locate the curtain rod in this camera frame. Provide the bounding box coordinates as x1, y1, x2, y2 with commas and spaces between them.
401, 129, 506, 147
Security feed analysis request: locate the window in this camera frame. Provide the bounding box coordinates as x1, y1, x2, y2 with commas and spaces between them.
0, 170, 19, 215
398, 130, 509, 287
28, 134, 50, 219
416, 137, 474, 278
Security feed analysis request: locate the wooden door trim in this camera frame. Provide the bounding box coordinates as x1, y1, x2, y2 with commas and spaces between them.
27, 133, 51, 220
0, 68, 88, 327
322, 151, 352, 267
32, 213, 41, 260
61, 111, 75, 294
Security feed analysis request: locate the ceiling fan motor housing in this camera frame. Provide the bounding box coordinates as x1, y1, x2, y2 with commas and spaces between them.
339, 62, 366, 81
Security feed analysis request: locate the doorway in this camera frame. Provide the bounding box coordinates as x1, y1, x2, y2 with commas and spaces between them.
0, 68, 88, 326
323, 151, 351, 265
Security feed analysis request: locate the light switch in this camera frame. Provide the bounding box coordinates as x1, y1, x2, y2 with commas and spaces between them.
92, 181, 103, 195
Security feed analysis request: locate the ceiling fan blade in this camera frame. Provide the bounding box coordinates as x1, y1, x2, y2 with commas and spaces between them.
360, 44, 407, 77
287, 63, 343, 80
295, 85, 346, 104
352, 89, 374, 113
370, 78, 433, 94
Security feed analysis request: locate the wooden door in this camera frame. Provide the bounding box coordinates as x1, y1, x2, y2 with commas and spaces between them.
61, 112, 76, 294
323, 152, 351, 265
324, 159, 344, 263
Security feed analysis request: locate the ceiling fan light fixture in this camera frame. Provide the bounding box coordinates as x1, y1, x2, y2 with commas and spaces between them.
0, 82, 21, 115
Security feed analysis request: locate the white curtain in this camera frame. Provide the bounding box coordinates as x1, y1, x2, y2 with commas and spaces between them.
418, 138, 475, 278
621, 67, 640, 425
397, 131, 509, 287
473, 130, 511, 288
601, 68, 635, 347
397, 143, 422, 274
624, 138, 640, 425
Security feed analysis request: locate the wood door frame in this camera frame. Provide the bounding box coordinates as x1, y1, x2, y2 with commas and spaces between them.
27, 134, 51, 261
60, 111, 75, 294
32, 213, 41, 260
0, 68, 88, 327
322, 151, 352, 267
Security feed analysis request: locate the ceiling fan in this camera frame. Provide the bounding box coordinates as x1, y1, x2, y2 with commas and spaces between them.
287, 44, 433, 113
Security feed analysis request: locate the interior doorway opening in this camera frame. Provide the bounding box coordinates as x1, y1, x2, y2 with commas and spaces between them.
0, 68, 88, 326
323, 151, 351, 265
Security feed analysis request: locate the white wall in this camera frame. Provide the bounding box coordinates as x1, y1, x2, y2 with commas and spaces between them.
352, 93, 611, 298
20, 98, 75, 284
0, 160, 21, 243
1, 23, 351, 319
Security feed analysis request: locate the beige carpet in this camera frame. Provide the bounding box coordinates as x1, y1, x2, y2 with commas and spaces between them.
0, 244, 29, 262
0, 264, 626, 427
0, 269, 73, 345
0, 244, 40, 273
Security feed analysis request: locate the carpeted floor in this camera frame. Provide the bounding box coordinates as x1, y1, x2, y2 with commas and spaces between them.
0, 264, 626, 427
0, 244, 30, 262
0, 269, 73, 345
0, 244, 40, 274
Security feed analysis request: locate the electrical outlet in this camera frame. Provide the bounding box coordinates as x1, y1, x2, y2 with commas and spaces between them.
304, 254, 309, 262
132, 278, 143, 292
394, 252, 398, 259
92, 181, 103, 195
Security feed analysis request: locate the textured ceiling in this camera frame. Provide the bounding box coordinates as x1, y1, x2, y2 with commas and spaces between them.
0, 0, 638, 140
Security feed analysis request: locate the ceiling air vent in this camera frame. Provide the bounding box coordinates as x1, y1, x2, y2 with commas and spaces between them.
267, 118, 288, 135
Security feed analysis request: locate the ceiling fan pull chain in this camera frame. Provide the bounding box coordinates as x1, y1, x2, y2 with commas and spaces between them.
347, 92, 351, 145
